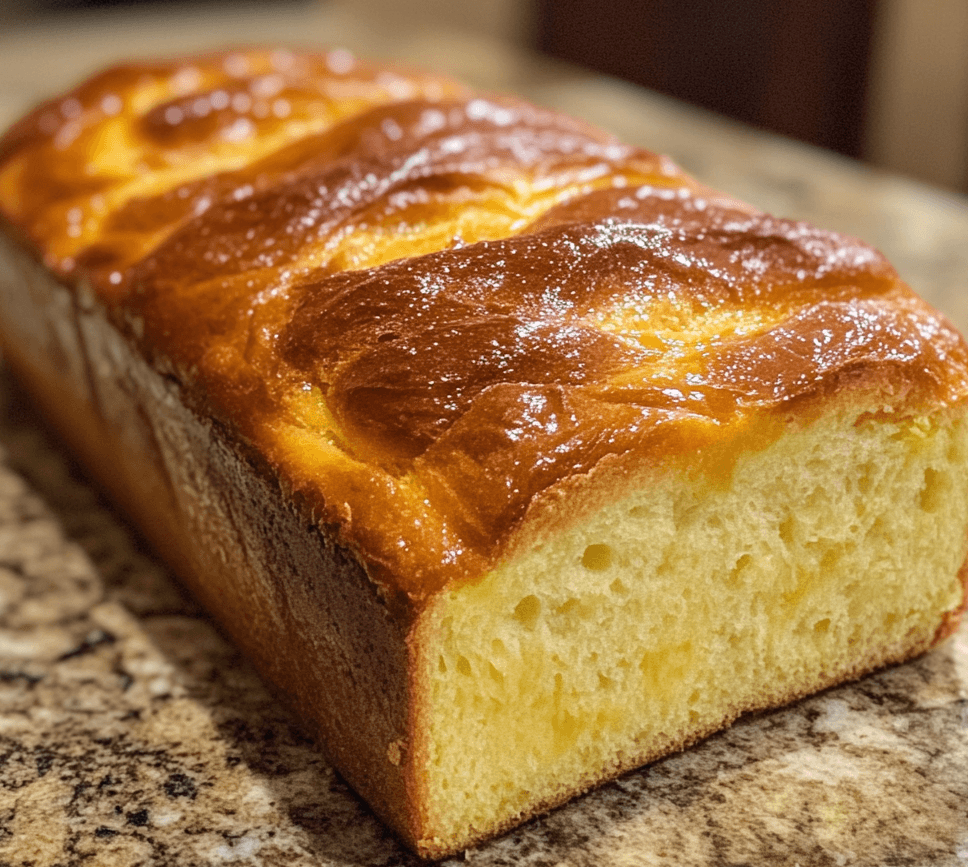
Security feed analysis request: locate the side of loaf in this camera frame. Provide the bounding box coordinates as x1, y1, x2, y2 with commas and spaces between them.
1, 48, 967, 857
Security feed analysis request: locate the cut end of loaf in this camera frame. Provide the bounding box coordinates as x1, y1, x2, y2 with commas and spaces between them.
409, 399, 968, 856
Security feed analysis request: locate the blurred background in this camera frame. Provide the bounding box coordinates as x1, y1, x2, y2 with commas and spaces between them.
1, 0, 966, 195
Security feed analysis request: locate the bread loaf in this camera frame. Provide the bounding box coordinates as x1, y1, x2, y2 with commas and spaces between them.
1, 48, 967, 857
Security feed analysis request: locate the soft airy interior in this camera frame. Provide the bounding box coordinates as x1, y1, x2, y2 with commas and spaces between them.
416, 403, 968, 850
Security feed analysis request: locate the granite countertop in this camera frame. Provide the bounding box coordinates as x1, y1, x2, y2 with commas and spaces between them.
1, 5, 968, 865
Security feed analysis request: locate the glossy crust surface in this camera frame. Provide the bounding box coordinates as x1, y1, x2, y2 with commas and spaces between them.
4, 48, 968, 608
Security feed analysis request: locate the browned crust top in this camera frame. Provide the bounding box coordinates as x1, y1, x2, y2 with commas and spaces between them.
2, 47, 968, 602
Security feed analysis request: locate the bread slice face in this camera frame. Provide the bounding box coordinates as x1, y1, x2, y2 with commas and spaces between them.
408, 398, 968, 853
1, 48, 968, 858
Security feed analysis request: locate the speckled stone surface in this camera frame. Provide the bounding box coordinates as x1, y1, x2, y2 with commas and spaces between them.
1, 6, 968, 865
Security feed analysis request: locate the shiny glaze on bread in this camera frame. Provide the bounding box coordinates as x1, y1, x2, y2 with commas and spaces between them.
2, 47, 967, 602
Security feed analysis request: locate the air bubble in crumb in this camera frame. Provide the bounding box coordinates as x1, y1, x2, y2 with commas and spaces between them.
582, 543, 613, 571
513, 595, 540, 629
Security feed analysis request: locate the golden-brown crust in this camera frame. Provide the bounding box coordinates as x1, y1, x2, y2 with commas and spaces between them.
6, 49, 967, 604
0, 231, 420, 840
934, 545, 968, 645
